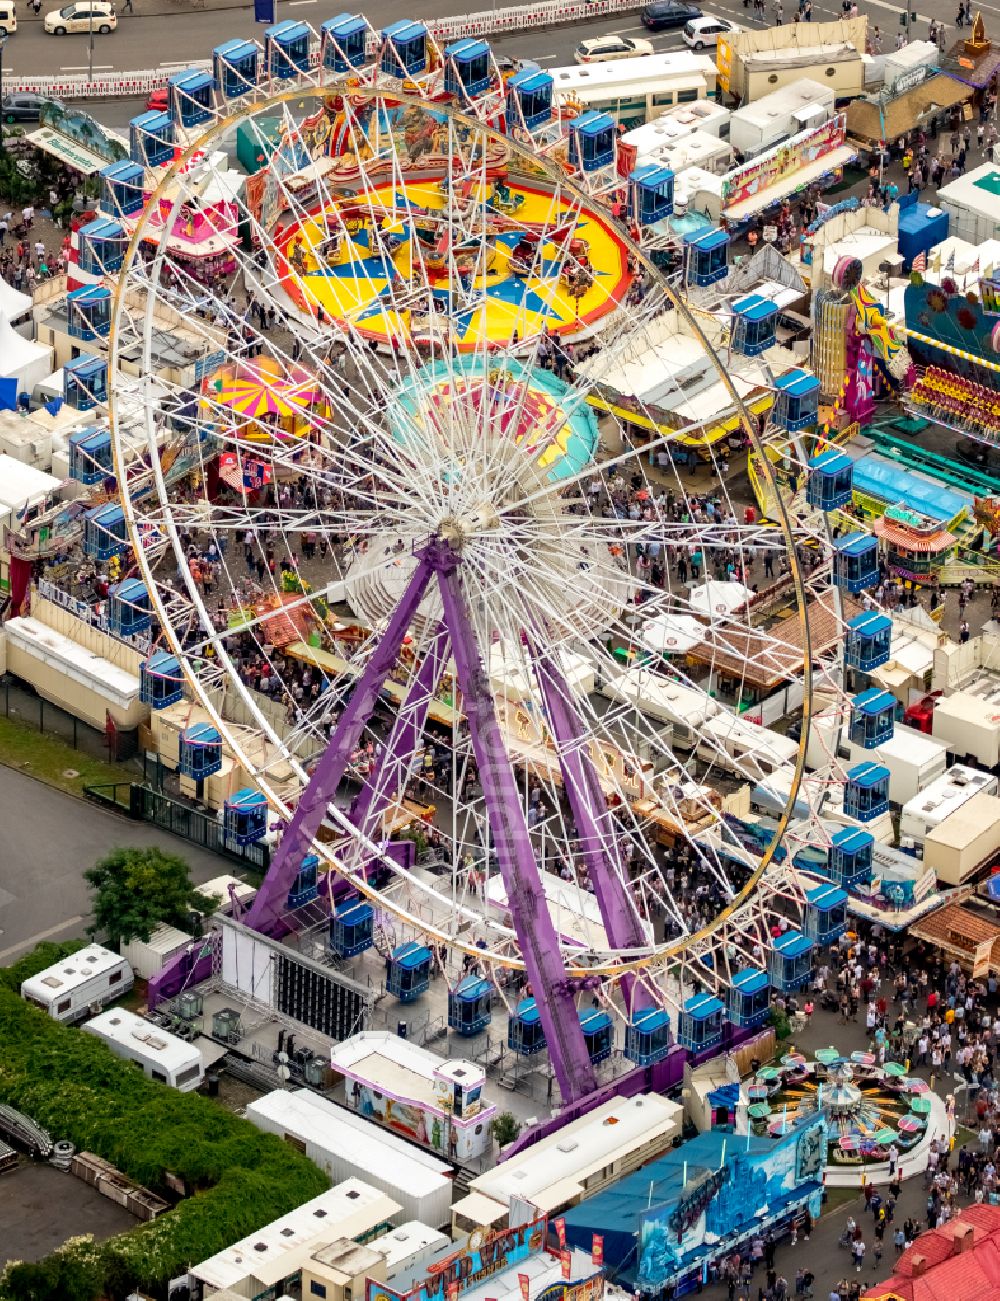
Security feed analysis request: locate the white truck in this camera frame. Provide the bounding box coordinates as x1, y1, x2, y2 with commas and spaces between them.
899, 764, 999, 846
931, 690, 1000, 769
922, 791, 1000, 886
728, 78, 835, 157
21, 944, 133, 1023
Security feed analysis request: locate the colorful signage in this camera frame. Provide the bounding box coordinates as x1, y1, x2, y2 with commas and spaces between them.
591, 1236, 604, 1268
981, 276, 1000, 316
716, 36, 732, 94
721, 115, 848, 211
367, 1220, 547, 1301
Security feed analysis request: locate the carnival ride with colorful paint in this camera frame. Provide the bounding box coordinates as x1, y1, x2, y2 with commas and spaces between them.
747, 1050, 934, 1164
69, 24, 893, 1109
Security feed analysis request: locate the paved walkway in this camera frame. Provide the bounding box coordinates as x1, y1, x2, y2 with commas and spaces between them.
0, 766, 235, 960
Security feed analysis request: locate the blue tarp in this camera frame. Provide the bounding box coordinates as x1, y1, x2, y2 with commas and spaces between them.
852, 454, 972, 523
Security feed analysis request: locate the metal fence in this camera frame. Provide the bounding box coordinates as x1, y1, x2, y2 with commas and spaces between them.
0, 675, 140, 767
140, 787, 271, 870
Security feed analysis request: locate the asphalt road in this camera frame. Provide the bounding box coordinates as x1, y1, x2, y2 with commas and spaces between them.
5, 0, 1000, 83
0, 767, 235, 960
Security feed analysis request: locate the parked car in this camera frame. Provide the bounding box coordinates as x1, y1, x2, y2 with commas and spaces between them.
44, 0, 116, 33
574, 34, 655, 63
682, 14, 738, 47
641, 0, 702, 30
145, 86, 168, 111
2, 93, 51, 123
0, 1, 17, 36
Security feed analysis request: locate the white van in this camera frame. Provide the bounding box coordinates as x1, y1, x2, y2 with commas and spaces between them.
21, 943, 133, 1022
83, 1009, 204, 1091
0, 3, 17, 35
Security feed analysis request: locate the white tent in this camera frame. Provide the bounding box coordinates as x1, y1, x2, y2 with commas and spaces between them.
0, 314, 52, 399
0, 275, 32, 322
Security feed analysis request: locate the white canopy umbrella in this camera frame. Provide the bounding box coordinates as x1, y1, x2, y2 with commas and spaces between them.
638, 611, 704, 654
688, 580, 751, 619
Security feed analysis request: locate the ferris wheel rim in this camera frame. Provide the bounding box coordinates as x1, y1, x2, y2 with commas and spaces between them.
106, 80, 815, 980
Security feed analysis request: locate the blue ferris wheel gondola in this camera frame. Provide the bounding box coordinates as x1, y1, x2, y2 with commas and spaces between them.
508, 997, 545, 1055
448, 974, 492, 1036
828, 827, 874, 888
288, 853, 319, 908
768, 930, 814, 992
214, 39, 259, 99
579, 1007, 614, 1063
68, 426, 113, 485
624, 1007, 671, 1065
844, 611, 892, 672
224, 788, 269, 845
726, 968, 770, 1028
321, 13, 369, 70
265, 19, 312, 77
140, 651, 184, 708
168, 68, 214, 128
677, 993, 725, 1051
330, 900, 374, 957
804, 883, 848, 946
178, 722, 223, 781
109, 578, 152, 636
387, 940, 432, 1001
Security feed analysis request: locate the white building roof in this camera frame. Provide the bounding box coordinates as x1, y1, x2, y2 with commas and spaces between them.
937, 164, 1000, 220
329, 1032, 485, 1114
0, 453, 61, 512
466, 1094, 681, 1215
4, 617, 141, 708
246, 1090, 453, 1198
192, 1182, 401, 1290
83, 1008, 201, 1072
462, 1247, 596, 1301
196, 874, 257, 908
21, 943, 126, 1000
487, 866, 621, 950
369, 1220, 452, 1274
730, 77, 834, 128
901, 762, 998, 827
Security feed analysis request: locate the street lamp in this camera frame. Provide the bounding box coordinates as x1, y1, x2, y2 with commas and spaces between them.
0, 31, 8, 155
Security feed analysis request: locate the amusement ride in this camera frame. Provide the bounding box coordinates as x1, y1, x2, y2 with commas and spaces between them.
58, 16, 904, 1108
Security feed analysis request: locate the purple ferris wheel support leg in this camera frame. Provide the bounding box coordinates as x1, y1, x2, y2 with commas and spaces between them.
433, 543, 598, 1105
244, 555, 436, 937
349, 625, 451, 842
533, 649, 652, 1014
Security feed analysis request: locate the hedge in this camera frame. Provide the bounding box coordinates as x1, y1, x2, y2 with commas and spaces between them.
0, 945, 328, 1301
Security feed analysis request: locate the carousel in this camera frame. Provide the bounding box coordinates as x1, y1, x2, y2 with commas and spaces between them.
745, 1048, 934, 1165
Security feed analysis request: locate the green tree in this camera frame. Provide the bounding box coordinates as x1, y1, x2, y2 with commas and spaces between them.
491, 1111, 522, 1149
84, 847, 201, 948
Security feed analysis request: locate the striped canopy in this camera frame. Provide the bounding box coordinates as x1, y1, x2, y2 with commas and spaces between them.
209, 358, 321, 419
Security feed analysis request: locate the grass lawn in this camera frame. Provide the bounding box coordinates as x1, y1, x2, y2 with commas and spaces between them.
822, 1184, 865, 1217
0, 714, 132, 799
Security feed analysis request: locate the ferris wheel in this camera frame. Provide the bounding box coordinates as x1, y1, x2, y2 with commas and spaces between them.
90, 69, 852, 1104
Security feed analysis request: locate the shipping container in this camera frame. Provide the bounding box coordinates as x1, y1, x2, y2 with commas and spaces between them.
245, 1089, 455, 1227
921, 791, 1000, 886
120, 924, 192, 980
931, 689, 1000, 768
